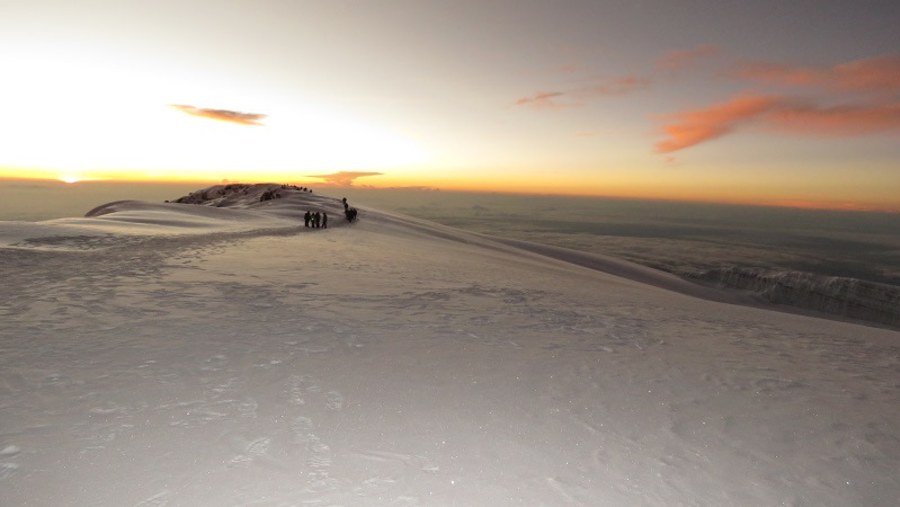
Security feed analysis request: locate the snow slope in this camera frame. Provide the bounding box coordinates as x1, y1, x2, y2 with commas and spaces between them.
1, 185, 899, 506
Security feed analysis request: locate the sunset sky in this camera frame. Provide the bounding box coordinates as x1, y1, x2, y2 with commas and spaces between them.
1, 0, 899, 210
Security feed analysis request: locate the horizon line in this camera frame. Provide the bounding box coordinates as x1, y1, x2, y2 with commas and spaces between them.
2, 175, 898, 215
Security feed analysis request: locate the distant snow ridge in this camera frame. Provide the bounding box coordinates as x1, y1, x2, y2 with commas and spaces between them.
686, 267, 900, 328
173, 183, 290, 208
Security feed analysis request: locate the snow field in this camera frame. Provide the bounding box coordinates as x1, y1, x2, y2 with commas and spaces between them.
1, 187, 898, 505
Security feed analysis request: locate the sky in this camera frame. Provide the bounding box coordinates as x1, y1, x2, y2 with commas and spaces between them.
1, 0, 899, 211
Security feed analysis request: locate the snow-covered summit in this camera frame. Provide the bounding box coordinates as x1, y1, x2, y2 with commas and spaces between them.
0, 184, 348, 251
169, 182, 309, 208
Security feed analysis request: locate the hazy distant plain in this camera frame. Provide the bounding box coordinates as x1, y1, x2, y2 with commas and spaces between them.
340, 188, 900, 288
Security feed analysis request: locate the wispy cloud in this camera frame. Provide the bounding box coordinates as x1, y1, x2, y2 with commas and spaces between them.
517, 45, 721, 111
513, 91, 578, 110
515, 45, 721, 111
576, 75, 650, 98
309, 171, 383, 186
657, 45, 720, 72
514, 75, 649, 110
732, 62, 821, 87
733, 54, 900, 93
767, 101, 900, 135
171, 104, 266, 126
655, 93, 900, 153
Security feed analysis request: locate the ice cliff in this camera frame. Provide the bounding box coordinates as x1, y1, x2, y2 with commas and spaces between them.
685, 267, 900, 328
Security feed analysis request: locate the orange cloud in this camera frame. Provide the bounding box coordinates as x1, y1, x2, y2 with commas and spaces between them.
657, 45, 720, 72
732, 62, 822, 87
767, 101, 900, 135
171, 104, 266, 125
832, 55, 900, 92
309, 171, 383, 186
656, 93, 900, 153
757, 199, 895, 212
655, 94, 779, 152
734, 54, 900, 92
575, 75, 650, 97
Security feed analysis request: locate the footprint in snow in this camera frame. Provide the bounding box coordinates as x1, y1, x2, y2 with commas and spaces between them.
0, 445, 21, 457
284, 374, 314, 405
326, 390, 344, 410
0, 462, 19, 480
227, 436, 272, 467
134, 490, 169, 507
237, 398, 258, 418
291, 416, 314, 444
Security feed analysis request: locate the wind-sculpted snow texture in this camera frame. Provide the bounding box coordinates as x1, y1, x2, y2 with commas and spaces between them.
1, 185, 899, 506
